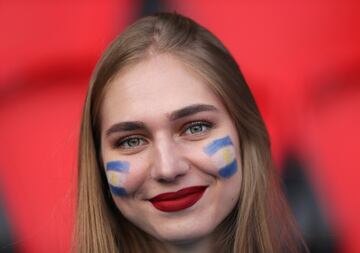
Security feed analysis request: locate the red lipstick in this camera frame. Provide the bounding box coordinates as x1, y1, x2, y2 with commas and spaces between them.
149, 186, 207, 212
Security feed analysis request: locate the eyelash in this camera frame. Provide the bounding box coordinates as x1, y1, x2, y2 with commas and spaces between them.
112, 120, 214, 150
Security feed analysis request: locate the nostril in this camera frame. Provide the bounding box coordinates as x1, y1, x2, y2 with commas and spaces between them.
158, 177, 177, 184
152, 162, 191, 182
156, 170, 187, 183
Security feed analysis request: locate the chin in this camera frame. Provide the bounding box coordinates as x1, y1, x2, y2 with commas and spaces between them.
156, 230, 209, 244
149, 218, 218, 244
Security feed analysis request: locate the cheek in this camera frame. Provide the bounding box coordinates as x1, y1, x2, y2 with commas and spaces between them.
209, 146, 238, 178
120, 164, 148, 193
202, 136, 239, 179
104, 160, 147, 196
105, 160, 129, 196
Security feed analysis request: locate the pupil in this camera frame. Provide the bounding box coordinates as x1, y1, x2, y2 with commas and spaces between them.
129, 138, 139, 146
191, 125, 202, 133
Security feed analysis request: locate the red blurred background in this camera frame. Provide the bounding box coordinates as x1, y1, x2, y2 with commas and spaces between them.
0, 1, 359, 252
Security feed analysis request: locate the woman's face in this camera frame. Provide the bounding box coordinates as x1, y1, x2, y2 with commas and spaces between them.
100, 54, 242, 243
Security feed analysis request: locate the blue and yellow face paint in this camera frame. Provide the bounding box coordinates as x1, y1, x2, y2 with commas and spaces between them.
204, 136, 238, 178
105, 160, 129, 196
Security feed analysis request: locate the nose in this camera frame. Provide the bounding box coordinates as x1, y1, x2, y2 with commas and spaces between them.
150, 136, 190, 182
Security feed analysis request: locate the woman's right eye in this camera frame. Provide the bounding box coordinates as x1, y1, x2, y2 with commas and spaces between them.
114, 136, 147, 149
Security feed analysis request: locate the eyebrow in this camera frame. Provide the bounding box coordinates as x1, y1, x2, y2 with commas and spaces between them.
105, 121, 146, 136
168, 104, 218, 121
105, 104, 218, 136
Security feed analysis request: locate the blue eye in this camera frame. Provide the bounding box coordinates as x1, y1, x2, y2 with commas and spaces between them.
116, 136, 147, 149
184, 121, 212, 135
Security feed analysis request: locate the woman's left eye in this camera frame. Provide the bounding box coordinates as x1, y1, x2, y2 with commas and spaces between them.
183, 121, 213, 136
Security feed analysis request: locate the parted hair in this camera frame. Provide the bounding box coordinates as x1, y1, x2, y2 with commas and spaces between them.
75, 12, 306, 253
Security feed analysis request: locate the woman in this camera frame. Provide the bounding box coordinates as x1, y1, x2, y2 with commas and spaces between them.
75, 12, 305, 253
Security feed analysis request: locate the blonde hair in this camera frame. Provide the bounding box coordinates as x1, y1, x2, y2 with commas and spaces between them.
75, 12, 306, 253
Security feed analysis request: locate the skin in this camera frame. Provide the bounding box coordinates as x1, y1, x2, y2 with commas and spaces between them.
100, 54, 242, 253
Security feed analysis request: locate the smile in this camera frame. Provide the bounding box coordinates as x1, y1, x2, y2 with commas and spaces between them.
149, 186, 208, 212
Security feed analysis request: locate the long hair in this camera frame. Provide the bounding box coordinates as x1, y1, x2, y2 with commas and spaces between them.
75, 12, 305, 253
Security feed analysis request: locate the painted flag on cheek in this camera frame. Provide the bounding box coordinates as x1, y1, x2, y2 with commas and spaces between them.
204, 136, 238, 178
106, 160, 129, 196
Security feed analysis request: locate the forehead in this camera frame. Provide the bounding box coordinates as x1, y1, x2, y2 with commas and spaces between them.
101, 54, 226, 126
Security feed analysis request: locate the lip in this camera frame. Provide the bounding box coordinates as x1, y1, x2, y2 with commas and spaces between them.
149, 186, 208, 212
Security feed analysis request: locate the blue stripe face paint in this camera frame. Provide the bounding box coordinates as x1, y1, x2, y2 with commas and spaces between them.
219, 159, 237, 178
109, 185, 128, 196
105, 160, 129, 196
204, 136, 233, 156
106, 160, 129, 172
204, 136, 238, 179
